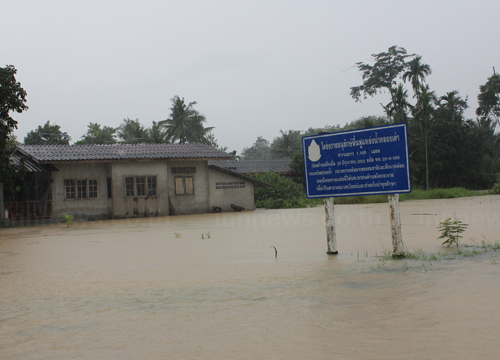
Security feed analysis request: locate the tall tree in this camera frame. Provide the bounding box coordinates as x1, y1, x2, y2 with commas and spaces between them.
24, 121, 71, 145
382, 83, 412, 123
430, 91, 470, 188
270, 130, 302, 158
241, 136, 271, 160
145, 120, 167, 143
438, 91, 468, 122
412, 84, 437, 189
117, 118, 148, 143
350, 45, 413, 112
160, 96, 213, 144
403, 55, 432, 97
476, 70, 500, 125
75, 122, 117, 145
1, 65, 28, 180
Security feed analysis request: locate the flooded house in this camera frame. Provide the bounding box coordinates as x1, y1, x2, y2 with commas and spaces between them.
6, 144, 266, 221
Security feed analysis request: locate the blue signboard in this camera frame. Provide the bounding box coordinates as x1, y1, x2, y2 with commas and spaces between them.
303, 123, 411, 198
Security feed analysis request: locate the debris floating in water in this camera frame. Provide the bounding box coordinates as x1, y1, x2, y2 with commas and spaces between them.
271, 246, 277, 258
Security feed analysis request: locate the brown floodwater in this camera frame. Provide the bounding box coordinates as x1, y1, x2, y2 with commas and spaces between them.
1, 196, 500, 359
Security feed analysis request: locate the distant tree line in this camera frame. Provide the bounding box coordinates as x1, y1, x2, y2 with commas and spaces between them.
21, 96, 228, 151
243, 46, 500, 191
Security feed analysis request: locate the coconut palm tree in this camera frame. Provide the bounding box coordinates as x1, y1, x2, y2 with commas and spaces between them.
160, 96, 213, 144
145, 120, 167, 143
117, 118, 148, 143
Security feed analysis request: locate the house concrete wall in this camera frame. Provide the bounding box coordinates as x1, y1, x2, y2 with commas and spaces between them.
167, 160, 210, 215
50, 162, 112, 220
111, 161, 168, 218
208, 169, 255, 211
49, 159, 255, 220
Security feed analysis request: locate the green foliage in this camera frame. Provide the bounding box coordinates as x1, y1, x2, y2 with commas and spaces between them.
159, 96, 213, 144
146, 120, 167, 144
1, 65, 28, 181
270, 130, 302, 158
241, 136, 271, 160
492, 174, 500, 194
476, 71, 500, 123
62, 214, 73, 227
438, 216, 468, 247
350, 45, 413, 102
75, 122, 117, 144
24, 121, 71, 145
382, 83, 412, 123
252, 171, 304, 209
117, 118, 148, 143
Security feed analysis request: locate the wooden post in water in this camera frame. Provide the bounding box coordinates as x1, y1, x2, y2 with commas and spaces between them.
324, 197, 338, 254
388, 194, 404, 258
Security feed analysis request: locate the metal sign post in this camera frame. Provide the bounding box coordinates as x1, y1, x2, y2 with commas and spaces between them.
302, 124, 411, 256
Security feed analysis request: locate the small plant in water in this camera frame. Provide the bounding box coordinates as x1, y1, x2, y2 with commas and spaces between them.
174, 232, 182, 238
62, 214, 73, 228
438, 216, 468, 247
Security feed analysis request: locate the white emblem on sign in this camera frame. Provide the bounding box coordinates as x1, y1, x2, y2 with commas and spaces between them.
308, 139, 321, 162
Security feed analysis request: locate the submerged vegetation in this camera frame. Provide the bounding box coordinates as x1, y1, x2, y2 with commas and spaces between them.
370, 240, 500, 273
252, 176, 490, 209
438, 216, 469, 247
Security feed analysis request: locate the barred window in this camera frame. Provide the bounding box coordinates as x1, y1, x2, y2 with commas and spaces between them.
148, 176, 157, 196
77, 179, 87, 199
125, 177, 134, 196
65, 179, 98, 200
65, 179, 75, 200
215, 181, 245, 190
88, 180, 98, 198
136, 176, 146, 196
125, 176, 157, 197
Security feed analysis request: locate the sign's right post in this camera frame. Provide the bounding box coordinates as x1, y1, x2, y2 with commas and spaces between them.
388, 193, 404, 257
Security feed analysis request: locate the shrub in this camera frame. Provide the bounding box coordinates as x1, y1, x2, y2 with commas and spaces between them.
252, 171, 304, 209
438, 216, 468, 247
492, 173, 500, 194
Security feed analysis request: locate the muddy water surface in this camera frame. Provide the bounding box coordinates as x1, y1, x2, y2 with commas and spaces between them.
1, 196, 500, 359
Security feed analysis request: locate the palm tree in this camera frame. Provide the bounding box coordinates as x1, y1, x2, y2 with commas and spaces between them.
438, 91, 468, 123
403, 55, 432, 97
413, 84, 437, 190
160, 96, 213, 144
270, 130, 302, 158
383, 84, 412, 123
117, 118, 148, 143
146, 121, 167, 143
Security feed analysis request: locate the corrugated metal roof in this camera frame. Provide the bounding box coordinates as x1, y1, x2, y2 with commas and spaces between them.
207, 164, 270, 187
16, 144, 233, 162
208, 158, 294, 175
10, 153, 47, 172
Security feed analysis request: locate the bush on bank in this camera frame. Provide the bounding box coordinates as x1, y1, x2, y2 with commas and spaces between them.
252, 171, 491, 209
492, 174, 500, 194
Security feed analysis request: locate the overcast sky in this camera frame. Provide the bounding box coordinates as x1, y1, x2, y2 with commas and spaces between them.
3, 0, 499, 153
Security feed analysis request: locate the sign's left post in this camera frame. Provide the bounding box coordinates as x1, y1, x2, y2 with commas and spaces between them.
324, 197, 338, 254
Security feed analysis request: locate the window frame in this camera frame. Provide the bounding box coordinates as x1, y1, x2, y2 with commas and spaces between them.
215, 181, 246, 190
175, 176, 195, 196
124, 175, 158, 197
64, 178, 98, 200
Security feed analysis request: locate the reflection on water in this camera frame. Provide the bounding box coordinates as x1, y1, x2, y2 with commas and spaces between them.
1, 197, 500, 359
